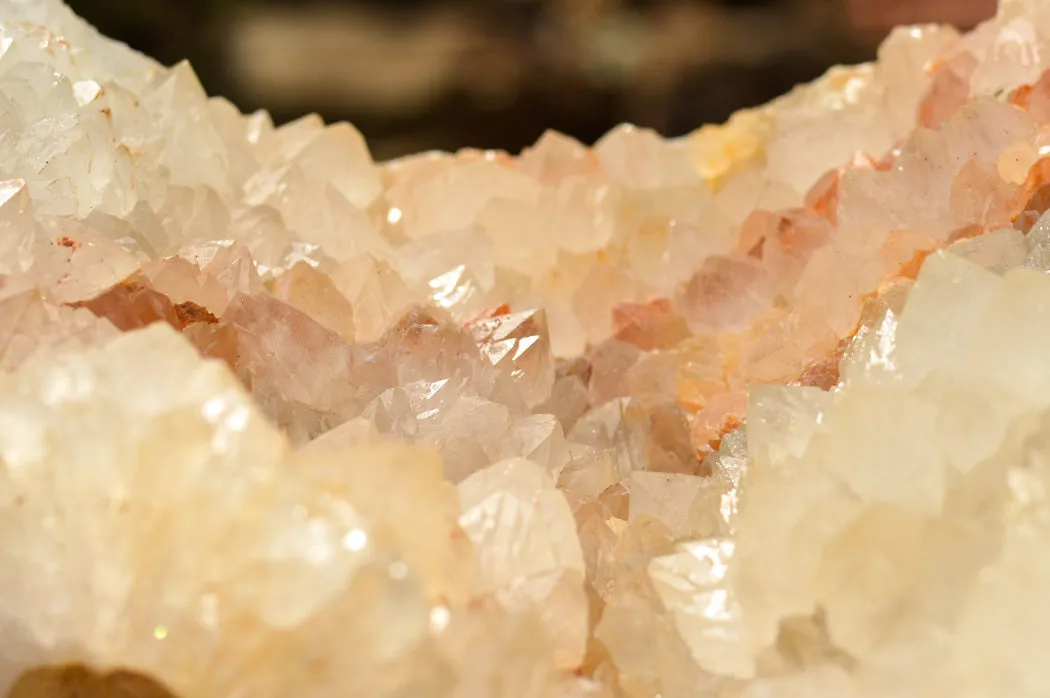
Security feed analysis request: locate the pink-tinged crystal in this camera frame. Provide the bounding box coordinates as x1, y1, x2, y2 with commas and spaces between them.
677, 256, 772, 335
499, 414, 571, 482
398, 228, 494, 319
203, 243, 264, 300
950, 160, 1021, 228
1010, 70, 1050, 124
271, 261, 356, 341
736, 208, 833, 289
797, 341, 847, 391
536, 357, 593, 434
518, 130, 602, 182
690, 390, 747, 456
380, 306, 494, 393
595, 125, 700, 190
643, 403, 703, 475
180, 318, 239, 370
611, 298, 690, 352
330, 254, 414, 342
0, 290, 118, 369
803, 169, 842, 224
71, 275, 185, 331
626, 351, 681, 409
0, 180, 34, 277
143, 255, 229, 314
468, 308, 555, 409
572, 265, 648, 346
587, 339, 643, 407
919, 52, 977, 129
1013, 157, 1050, 231
223, 292, 368, 443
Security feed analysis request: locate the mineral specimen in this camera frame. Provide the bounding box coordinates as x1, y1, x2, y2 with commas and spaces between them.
4, 0, 1050, 696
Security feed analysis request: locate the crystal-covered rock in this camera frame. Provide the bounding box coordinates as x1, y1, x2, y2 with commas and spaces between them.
9, 0, 1050, 695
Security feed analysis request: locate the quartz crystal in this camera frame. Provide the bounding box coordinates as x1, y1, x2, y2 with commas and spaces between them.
8, 0, 1050, 696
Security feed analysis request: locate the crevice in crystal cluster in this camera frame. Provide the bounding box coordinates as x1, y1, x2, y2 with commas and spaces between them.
8, 666, 177, 698
7, 0, 1050, 696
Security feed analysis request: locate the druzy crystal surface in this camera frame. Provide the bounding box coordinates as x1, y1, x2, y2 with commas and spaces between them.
4, 0, 1050, 696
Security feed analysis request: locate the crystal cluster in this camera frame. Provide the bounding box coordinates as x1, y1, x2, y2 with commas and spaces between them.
5, 0, 1050, 696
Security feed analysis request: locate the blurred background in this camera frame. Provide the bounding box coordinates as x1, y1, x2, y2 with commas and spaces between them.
67, 0, 996, 161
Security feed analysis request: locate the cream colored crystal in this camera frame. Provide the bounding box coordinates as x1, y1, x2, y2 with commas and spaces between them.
0, 325, 437, 698
647, 244, 1050, 695
458, 459, 588, 667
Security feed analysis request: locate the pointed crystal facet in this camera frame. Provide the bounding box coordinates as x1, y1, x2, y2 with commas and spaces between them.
469, 308, 555, 409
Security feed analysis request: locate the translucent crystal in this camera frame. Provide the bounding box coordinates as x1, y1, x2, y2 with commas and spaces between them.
0, 325, 437, 698
270, 261, 356, 341
469, 308, 554, 409
11, 0, 1050, 695
458, 459, 588, 667
222, 292, 365, 443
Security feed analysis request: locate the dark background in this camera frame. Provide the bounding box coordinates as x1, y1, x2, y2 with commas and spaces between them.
67, 0, 996, 160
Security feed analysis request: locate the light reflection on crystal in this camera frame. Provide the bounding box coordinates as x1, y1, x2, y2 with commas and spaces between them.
429, 604, 451, 634
8, 2, 1050, 697
341, 529, 368, 555
429, 265, 473, 309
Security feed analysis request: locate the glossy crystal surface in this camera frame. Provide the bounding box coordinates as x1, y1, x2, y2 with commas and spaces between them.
3, 1, 1050, 696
